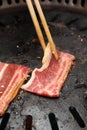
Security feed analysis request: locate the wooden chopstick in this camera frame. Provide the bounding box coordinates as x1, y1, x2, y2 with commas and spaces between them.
26, 0, 58, 60
34, 0, 58, 60
26, 0, 46, 51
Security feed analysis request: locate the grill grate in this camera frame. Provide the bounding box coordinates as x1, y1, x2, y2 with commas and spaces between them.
0, 0, 87, 14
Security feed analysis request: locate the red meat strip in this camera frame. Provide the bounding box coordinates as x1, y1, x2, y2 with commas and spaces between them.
22, 51, 75, 98
0, 62, 31, 116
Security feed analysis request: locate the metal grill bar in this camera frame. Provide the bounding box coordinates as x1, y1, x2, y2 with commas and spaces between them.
40, 0, 87, 14
0, 0, 87, 14
0, 0, 26, 12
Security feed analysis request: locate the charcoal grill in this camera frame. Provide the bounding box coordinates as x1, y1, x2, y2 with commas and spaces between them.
0, 0, 87, 130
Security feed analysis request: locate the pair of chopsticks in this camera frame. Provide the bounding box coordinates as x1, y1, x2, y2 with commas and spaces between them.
26, 0, 58, 60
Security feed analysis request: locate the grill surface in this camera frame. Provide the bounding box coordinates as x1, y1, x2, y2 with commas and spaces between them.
0, 6, 87, 130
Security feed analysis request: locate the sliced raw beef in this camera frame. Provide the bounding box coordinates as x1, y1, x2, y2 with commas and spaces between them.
22, 45, 75, 97
0, 62, 31, 116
